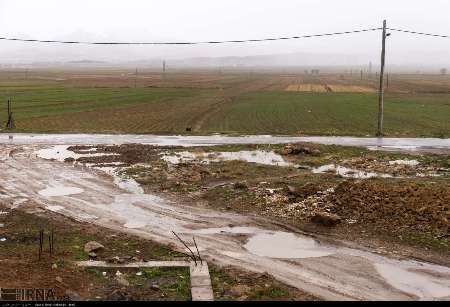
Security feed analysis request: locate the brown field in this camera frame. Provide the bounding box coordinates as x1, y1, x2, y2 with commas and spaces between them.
286, 83, 376, 93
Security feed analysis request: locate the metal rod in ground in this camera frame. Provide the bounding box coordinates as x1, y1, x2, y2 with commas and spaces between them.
48, 234, 52, 257
192, 236, 203, 265
172, 231, 197, 265
51, 230, 54, 255
38, 230, 43, 260
377, 19, 387, 137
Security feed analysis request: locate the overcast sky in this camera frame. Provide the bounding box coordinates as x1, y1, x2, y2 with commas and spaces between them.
0, 0, 449, 66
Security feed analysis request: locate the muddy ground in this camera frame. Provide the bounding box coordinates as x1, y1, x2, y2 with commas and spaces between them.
1, 141, 450, 301
0, 202, 317, 301
68, 142, 450, 264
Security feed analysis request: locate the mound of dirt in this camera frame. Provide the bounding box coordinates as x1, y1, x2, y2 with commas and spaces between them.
327, 180, 449, 237
277, 143, 321, 156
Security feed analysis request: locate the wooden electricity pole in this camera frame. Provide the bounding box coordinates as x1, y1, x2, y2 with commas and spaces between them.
162, 60, 166, 79
6, 99, 15, 129
134, 68, 138, 88
377, 20, 387, 137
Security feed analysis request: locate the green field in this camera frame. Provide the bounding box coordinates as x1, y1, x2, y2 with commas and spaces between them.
204, 91, 450, 137
0, 70, 449, 137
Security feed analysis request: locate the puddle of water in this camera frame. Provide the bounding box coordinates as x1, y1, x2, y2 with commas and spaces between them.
124, 221, 147, 229
244, 232, 335, 259
88, 164, 144, 194
191, 226, 263, 235
36, 145, 118, 162
374, 263, 450, 299
389, 160, 420, 166
11, 198, 28, 209
161, 150, 295, 167
38, 186, 84, 197
312, 164, 392, 179
192, 227, 335, 260
46, 205, 64, 212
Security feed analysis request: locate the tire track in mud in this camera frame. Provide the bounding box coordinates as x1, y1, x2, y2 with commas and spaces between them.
1, 144, 450, 301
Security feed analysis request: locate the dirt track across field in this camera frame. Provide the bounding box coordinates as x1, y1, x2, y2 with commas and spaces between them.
1, 143, 449, 301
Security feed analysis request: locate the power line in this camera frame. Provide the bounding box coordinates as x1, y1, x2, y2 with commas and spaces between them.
387, 28, 449, 39
0, 27, 382, 45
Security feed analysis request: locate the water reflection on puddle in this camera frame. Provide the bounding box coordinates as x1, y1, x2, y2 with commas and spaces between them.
191, 226, 335, 259
161, 150, 296, 167
244, 232, 335, 259
312, 164, 392, 179
38, 186, 84, 197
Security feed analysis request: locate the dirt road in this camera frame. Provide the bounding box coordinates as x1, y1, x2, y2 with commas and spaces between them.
1, 144, 450, 301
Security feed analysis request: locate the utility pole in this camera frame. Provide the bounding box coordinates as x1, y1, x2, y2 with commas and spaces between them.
134, 68, 138, 88
6, 99, 15, 129
377, 20, 388, 137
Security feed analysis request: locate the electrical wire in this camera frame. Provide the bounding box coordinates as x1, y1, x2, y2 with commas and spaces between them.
387, 28, 449, 39
0, 27, 382, 45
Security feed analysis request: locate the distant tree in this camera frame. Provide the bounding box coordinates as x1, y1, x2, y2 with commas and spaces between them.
440, 68, 447, 75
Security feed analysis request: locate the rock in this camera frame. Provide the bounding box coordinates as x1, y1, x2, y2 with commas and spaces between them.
55, 276, 63, 283
232, 285, 251, 296
280, 146, 294, 155
84, 241, 104, 253
51, 263, 58, 269
287, 185, 299, 196
234, 182, 248, 190
296, 165, 310, 170
107, 256, 120, 263
65, 290, 81, 301
151, 284, 160, 291
108, 289, 130, 301
115, 275, 130, 287
311, 213, 341, 227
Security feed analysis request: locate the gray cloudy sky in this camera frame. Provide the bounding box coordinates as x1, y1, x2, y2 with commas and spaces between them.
0, 0, 449, 66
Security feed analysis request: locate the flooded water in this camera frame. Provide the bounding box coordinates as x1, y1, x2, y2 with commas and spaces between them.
2, 133, 449, 153
38, 186, 84, 197
36, 145, 118, 162
389, 159, 420, 166
244, 232, 335, 259
312, 164, 392, 179
374, 263, 450, 299
161, 150, 295, 167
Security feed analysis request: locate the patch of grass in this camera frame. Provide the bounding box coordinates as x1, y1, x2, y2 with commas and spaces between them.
400, 233, 449, 253
252, 286, 290, 300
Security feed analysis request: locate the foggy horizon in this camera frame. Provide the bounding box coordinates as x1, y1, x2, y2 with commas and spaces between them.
0, 0, 449, 70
